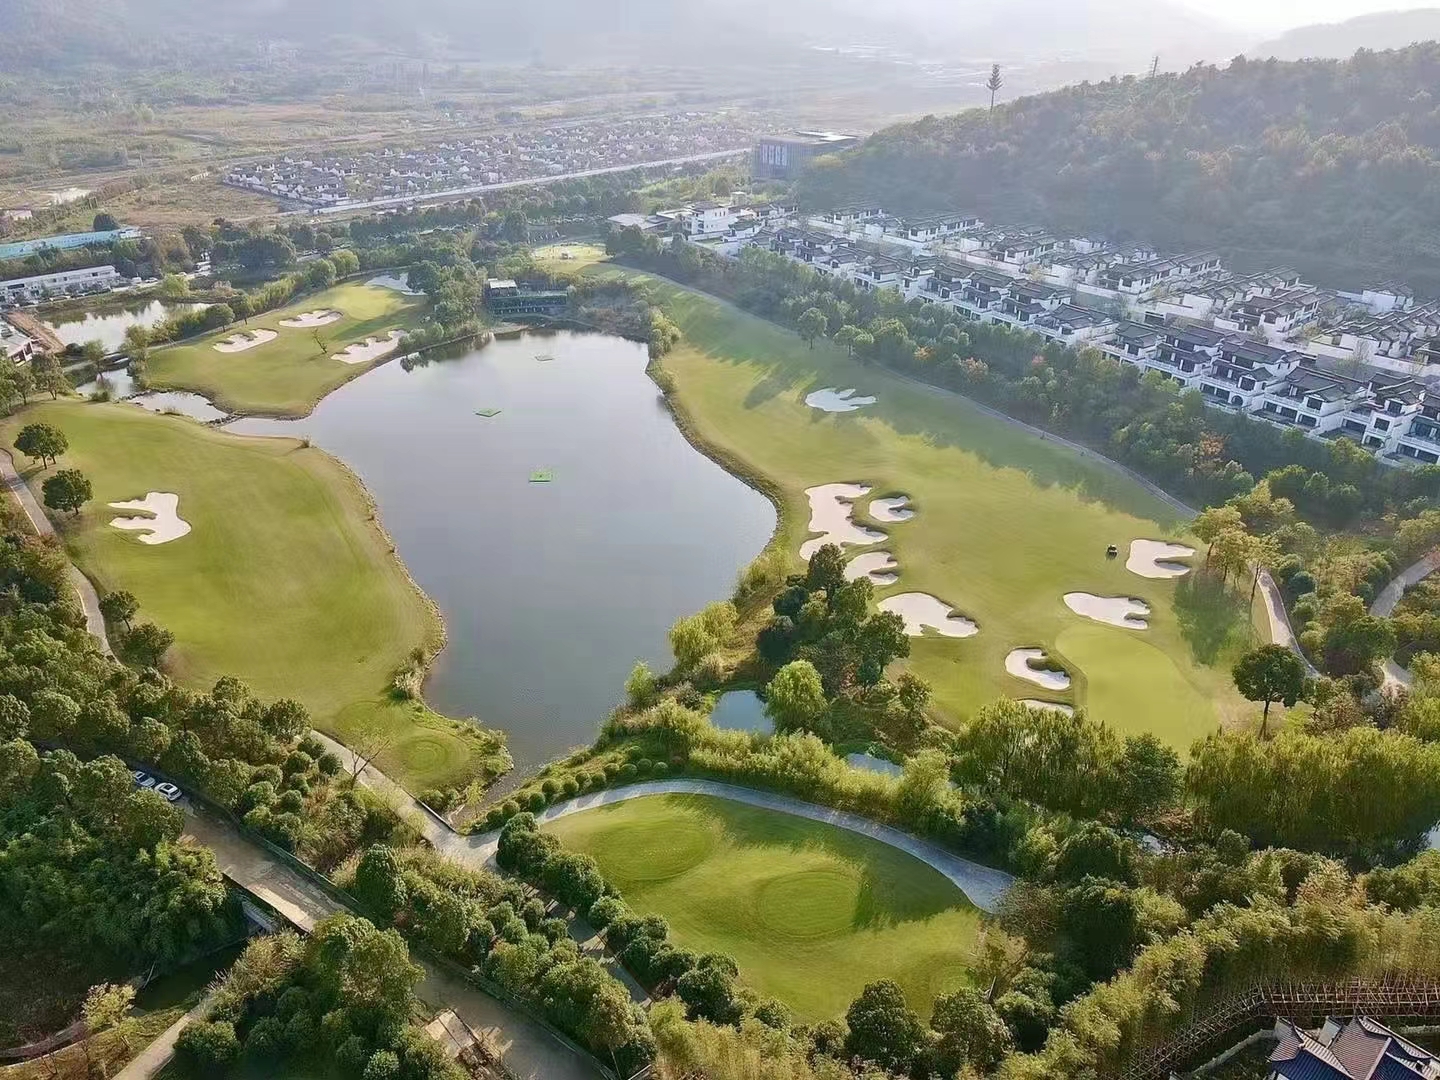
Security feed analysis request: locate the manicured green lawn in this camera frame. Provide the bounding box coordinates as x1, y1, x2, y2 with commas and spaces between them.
0, 401, 505, 794
608, 268, 1259, 748
545, 794, 983, 1022
146, 280, 428, 416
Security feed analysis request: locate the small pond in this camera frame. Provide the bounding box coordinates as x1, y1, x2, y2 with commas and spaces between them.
228, 330, 775, 769
44, 299, 206, 353
710, 690, 771, 733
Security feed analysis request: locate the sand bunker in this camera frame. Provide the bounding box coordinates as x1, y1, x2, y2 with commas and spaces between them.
800, 483, 886, 559
845, 551, 900, 585
878, 593, 979, 638
279, 309, 342, 328
1021, 700, 1075, 716
869, 496, 915, 523
109, 492, 191, 545
332, 331, 404, 365
1127, 539, 1196, 579
806, 387, 876, 413
368, 274, 424, 295
1064, 592, 1151, 630
1005, 648, 1072, 691
213, 329, 278, 353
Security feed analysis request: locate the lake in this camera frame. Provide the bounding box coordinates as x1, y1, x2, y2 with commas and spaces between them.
229, 331, 775, 768
45, 299, 206, 352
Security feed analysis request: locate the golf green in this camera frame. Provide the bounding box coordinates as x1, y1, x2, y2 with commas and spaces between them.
544, 794, 982, 1021
609, 269, 1258, 748
146, 280, 427, 416
0, 401, 504, 794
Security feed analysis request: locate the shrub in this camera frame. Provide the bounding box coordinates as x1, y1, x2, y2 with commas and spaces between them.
589, 895, 627, 929
363, 1049, 401, 1080
620, 763, 638, 780
176, 1020, 240, 1073
244, 1016, 285, 1058
541, 778, 561, 796
561, 776, 580, 796
526, 790, 548, 811
603, 763, 620, 779
484, 807, 506, 829
653, 761, 669, 776
636, 758, 654, 774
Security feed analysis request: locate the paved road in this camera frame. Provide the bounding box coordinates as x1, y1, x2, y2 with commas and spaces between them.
0, 448, 113, 655
1370, 550, 1440, 690
307, 730, 453, 847
113, 994, 215, 1080
178, 808, 604, 1080
454, 779, 1017, 913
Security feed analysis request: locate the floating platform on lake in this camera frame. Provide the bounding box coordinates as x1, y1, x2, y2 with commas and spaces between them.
475, 408, 503, 418
529, 469, 555, 483
534, 354, 554, 362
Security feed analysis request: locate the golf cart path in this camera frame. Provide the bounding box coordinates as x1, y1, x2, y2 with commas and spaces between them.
1370, 550, 1440, 690
0, 448, 113, 655
452, 779, 1017, 913
180, 808, 603, 1080
114, 993, 217, 1080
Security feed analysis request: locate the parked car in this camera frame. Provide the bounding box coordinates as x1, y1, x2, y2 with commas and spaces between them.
132, 769, 182, 802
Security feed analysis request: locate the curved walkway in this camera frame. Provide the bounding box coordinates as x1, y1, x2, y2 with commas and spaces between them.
0, 448, 112, 655
453, 779, 1017, 913
1370, 550, 1440, 690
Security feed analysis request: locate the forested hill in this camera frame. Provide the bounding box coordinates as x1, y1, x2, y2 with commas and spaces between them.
1253, 9, 1440, 60
799, 45, 1440, 293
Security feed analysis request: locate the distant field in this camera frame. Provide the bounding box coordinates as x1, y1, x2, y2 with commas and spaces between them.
545, 793, 983, 1021
602, 266, 1261, 748
0, 401, 505, 795
146, 280, 428, 416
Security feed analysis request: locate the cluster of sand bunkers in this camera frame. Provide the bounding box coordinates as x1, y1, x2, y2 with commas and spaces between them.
108, 492, 191, 545
210, 297, 405, 366
802, 483, 1197, 713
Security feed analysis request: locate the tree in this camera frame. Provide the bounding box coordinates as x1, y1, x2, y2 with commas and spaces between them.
931, 986, 1013, 1075
354, 845, 408, 921
1210, 527, 1253, 588
1192, 505, 1243, 568
82, 982, 136, 1056
93, 213, 120, 232
844, 980, 926, 1072
834, 324, 861, 357
804, 543, 848, 599
15, 423, 68, 467
764, 660, 828, 732
1115, 733, 1181, 821
986, 64, 1004, 113
32, 354, 69, 399
122, 623, 174, 668
99, 590, 139, 629
797, 307, 828, 349
175, 1020, 240, 1073
160, 273, 190, 300
1233, 645, 1308, 732
42, 469, 91, 515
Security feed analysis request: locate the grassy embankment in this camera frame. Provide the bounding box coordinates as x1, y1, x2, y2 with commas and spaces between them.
545, 793, 983, 1021
597, 263, 1262, 749
146, 279, 427, 417
0, 401, 506, 796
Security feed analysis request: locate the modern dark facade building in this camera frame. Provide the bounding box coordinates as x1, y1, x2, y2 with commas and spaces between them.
753, 131, 861, 180
484, 279, 570, 318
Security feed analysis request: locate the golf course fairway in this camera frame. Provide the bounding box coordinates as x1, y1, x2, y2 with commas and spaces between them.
146, 279, 427, 416
615, 269, 1257, 748
0, 400, 507, 794
544, 793, 983, 1020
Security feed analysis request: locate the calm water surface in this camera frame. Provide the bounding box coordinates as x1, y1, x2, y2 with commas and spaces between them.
229, 331, 774, 768
45, 299, 205, 352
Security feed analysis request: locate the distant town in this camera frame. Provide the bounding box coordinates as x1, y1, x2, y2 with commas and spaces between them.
222, 111, 773, 211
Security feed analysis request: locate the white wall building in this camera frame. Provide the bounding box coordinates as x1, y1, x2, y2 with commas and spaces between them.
1, 265, 121, 303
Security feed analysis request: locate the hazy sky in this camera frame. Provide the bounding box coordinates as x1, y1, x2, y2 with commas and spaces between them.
1175, 0, 1430, 32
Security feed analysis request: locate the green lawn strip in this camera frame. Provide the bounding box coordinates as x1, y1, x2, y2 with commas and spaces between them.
145, 281, 428, 417
0, 401, 502, 794
603, 267, 1256, 747
544, 793, 983, 1022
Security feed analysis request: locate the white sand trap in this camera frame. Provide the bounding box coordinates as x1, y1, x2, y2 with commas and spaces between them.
109, 492, 191, 545
1005, 648, 1072, 691
800, 483, 886, 559
1021, 700, 1075, 716
279, 309, 342, 328
806, 387, 876, 413
846, 551, 900, 585
1127, 539, 1196, 579
879, 593, 979, 638
368, 274, 424, 295
213, 329, 278, 353
332, 331, 404, 365
1064, 592, 1151, 630
869, 496, 915, 523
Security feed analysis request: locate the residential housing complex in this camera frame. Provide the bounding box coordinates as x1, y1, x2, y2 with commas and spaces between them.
225, 112, 768, 210
1267, 1016, 1440, 1079
689, 202, 1440, 467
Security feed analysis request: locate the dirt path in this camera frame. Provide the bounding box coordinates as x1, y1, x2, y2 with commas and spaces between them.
453, 779, 1017, 913
0, 448, 112, 655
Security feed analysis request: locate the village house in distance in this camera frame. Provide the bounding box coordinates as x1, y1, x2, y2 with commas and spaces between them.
620, 195, 1440, 469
